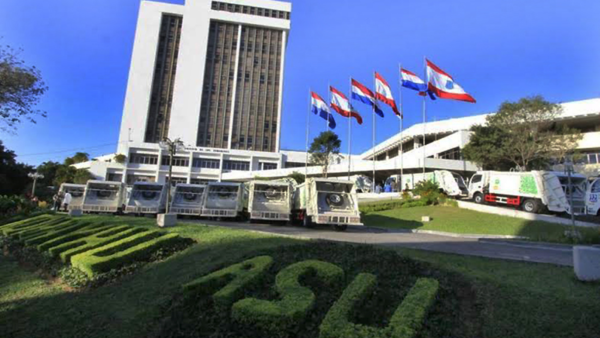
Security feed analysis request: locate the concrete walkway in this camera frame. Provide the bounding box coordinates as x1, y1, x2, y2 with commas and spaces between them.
183, 220, 574, 266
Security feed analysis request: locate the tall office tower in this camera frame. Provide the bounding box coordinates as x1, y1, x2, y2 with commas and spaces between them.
118, 0, 291, 154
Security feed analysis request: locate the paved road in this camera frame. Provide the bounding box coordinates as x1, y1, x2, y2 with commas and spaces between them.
183, 220, 574, 266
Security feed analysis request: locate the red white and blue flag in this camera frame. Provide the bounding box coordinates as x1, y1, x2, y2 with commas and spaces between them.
329, 86, 363, 124
351, 79, 384, 117
375, 72, 401, 118
426, 59, 476, 103
311, 91, 336, 129
400, 68, 427, 92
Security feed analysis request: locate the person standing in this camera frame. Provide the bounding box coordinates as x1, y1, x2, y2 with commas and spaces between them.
62, 192, 72, 212
52, 193, 60, 211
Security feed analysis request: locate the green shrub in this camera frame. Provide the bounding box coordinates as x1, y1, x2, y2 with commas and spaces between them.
183, 255, 274, 310
4, 216, 69, 238
319, 274, 439, 338
71, 230, 184, 277
0, 214, 55, 234
413, 181, 442, 205
36, 222, 112, 252
22, 220, 92, 246
53, 225, 147, 263
232, 260, 344, 332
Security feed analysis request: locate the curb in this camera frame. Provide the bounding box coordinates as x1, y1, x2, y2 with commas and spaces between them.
369, 227, 529, 240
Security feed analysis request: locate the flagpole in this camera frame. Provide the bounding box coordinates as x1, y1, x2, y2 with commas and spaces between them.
372, 71, 376, 192
306, 88, 311, 181
398, 63, 404, 192
347, 78, 352, 180
327, 84, 331, 132
422, 57, 427, 175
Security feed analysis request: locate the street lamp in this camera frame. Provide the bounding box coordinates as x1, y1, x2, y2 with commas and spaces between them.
28, 172, 45, 198
159, 137, 184, 214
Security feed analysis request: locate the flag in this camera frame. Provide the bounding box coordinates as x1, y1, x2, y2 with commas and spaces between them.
329, 86, 363, 124
426, 59, 476, 103
401, 68, 427, 92
375, 72, 401, 118
311, 91, 336, 129
351, 79, 384, 117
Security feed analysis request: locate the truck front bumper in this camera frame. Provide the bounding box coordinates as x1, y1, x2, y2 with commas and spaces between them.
314, 214, 362, 226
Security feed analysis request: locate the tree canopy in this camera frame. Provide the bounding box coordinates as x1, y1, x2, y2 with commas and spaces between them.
309, 131, 341, 178
0, 44, 48, 133
0, 140, 33, 195
463, 96, 582, 171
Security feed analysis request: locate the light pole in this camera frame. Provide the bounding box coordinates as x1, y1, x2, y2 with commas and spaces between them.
28, 172, 45, 198
159, 137, 184, 214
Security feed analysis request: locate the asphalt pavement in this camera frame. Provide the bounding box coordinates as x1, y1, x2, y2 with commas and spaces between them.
182, 219, 574, 266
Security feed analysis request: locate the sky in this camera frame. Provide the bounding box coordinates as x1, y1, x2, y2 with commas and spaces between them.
1, 0, 599, 166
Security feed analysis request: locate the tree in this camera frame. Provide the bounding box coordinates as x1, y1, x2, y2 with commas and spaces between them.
288, 171, 305, 185
114, 153, 127, 164
308, 131, 341, 178
0, 44, 48, 133
463, 96, 582, 171
64, 152, 90, 165
0, 140, 33, 195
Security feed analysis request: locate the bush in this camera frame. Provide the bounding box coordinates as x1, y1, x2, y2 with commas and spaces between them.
413, 180, 442, 205
70, 230, 184, 277
2, 215, 66, 237
0, 195, 36, 218
36, 222, 111, 252
319, 274, 439, 338
231, 260, 344, 333
183, 255, 274, 310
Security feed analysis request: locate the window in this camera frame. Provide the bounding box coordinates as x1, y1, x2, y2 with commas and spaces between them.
161, 156, 189, 167
589, 153, 598, 164
223, 160, 250, 171
591, 180, 600, 193
166, 177, 187, 187
260, 162, 277, 170
471, 175, 482, 184
192, 158, 220, 169
129, 154, 158, 165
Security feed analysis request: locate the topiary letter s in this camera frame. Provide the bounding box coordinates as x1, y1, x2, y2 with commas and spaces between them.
183, 255, 273, 310
231, 259, 344, 332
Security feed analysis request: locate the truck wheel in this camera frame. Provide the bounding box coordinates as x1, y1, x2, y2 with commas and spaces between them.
303, 215, 314, 228
522, 199, 540, 213
473, 193, 484, 204
333, 224, 347, 232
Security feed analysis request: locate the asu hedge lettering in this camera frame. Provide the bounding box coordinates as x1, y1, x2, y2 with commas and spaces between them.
231, 260, 344, 332
319, 273, 439, 338
183, 255, 273, 310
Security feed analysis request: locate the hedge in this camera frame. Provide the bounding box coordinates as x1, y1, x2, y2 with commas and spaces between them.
8, 217, 70, 239
232, 260, 344, 332
36, 222, 113, 252
183, 255, 274, 310
0, 211, 52, 227
0, 214, 58, 236
319, 274, 439, 338
22, 220, 92, 246
53, 225, 147, 263
70, 230, 183, 277
359, 200, 429, 214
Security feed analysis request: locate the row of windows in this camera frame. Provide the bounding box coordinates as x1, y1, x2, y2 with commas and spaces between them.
130, 154, 159, 165
260, 162, 278, 170
223, 160, 250, 171
161, 156, 189, 167
211, 1, 290, 20
578, 152, 600, 165
192, 158, 220, 169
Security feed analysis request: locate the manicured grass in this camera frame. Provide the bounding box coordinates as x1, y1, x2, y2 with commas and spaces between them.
363, 205, 600, 244
1, 214, 599, 338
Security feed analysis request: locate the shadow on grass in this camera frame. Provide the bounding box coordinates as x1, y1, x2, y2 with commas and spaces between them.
362, 213, 424, 230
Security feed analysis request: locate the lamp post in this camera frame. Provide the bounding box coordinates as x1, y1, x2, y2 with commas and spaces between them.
159, 137, 184, 214
28, 172, 45, 198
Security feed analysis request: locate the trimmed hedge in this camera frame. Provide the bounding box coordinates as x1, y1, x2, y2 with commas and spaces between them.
70, 230, 183, 277
22, 220, 92, 246
0, 210, 52, 227
0, 214, 58, 236
8, 217, 70, 239
359, 199, 429, 214
319, 274, 439, 338
183, 255, 274, 310
36, 223, 113, 252
232, 260, 344, 332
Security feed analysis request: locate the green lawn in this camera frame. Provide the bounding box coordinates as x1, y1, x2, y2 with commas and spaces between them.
1, 214, 599, 338
363, 205, 600, 244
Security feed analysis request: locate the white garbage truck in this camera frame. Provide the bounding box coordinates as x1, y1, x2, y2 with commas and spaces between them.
201, 182, 246, 219
467, 170, 586, 214
125, 182, 168, 215
170, 183, 207, 216
388, 170, 468, 197
82, 180, 127, 213
245, 180, 294, 222
292, 178, 362, 231
584, 176, 600, 216
58, 183, 86, 211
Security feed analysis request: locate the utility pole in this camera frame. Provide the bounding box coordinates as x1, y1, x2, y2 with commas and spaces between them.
159, 137, 183, 214
28, 172, 45, 198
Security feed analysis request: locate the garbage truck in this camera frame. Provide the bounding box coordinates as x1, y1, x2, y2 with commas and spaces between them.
125, 182, 168, 215
82, 180, 127, 213
584, 176, 600, 216
467, 170, 585, 214
201, 182, 245, 219
170, 183, 207, 216
292, 178, 362, 231
58, 183, 86, 211
245, 180, 294, 222
388, 170, 468, 197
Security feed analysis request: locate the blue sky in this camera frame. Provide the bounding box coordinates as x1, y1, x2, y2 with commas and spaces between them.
1, 0, 599, 166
